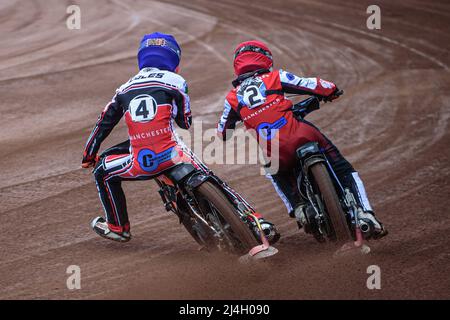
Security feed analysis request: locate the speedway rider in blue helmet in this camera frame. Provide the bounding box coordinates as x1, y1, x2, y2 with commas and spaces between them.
82, 32, 193, 241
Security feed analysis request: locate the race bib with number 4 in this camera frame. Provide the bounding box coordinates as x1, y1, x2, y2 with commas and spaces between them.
129, 95, 158, 122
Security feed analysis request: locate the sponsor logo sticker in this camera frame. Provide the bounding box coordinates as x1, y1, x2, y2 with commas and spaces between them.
137, 147, 175, 172
257, 117, 287, 140
319, 79, 334, 89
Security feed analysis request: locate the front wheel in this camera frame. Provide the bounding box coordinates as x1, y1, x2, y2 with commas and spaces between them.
310, 163, 352, 242
194, 181, 259, 254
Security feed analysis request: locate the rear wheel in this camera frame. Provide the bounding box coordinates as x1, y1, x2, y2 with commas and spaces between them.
310, 163, 351, 242
194, 181, 259, 253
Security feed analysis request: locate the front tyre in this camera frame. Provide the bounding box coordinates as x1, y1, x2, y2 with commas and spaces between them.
310, 163, 352, 242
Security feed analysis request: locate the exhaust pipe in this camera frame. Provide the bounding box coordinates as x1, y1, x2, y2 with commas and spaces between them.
359, 220, 371, 233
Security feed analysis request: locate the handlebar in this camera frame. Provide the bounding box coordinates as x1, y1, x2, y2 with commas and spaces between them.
291, 96, 321, 119
291, 89, 344, 119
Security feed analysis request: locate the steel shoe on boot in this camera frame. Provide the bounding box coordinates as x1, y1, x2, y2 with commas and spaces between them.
91, 217, 131, 242
357, 211, 388, 240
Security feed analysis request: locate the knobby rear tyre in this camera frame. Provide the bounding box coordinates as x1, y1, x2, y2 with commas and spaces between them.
195, 181, 259, 252
310, 163, 351, 242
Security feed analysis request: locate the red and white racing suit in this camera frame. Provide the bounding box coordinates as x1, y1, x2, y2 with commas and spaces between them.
83, 67, 194, 233
217, 69, 374, 215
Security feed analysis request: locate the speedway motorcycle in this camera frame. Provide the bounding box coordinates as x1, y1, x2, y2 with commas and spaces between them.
291, 94, 370, 251
154, 147, 278, 258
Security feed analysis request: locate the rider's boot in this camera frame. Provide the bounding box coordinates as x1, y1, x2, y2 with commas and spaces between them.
292, 198, 315, 231
343, 172, 388, 240
293, 203, 308, 229
91, 217, 131, 242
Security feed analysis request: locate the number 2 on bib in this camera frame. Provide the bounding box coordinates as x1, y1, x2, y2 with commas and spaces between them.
243, 85, 265, 108
129, 95, 158, 122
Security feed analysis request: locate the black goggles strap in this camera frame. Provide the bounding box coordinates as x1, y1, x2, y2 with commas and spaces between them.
234, 45, 272, 60
231, 68, 271, 88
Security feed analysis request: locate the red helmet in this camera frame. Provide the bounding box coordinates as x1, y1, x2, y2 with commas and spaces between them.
233, 40, 273, 76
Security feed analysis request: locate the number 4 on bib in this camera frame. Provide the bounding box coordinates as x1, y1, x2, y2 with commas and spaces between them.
129, 95, 158, 122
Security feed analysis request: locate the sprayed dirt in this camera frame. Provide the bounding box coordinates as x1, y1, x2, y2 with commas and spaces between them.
1, 0, 449, 299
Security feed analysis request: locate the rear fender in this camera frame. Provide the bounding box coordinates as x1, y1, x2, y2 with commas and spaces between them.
296, 142, 326, 171
185, 173, 239, 209
185, 172, 209, 191
164, 163, 197, 185
296, 142, 321, 160
304, 156, 326, 171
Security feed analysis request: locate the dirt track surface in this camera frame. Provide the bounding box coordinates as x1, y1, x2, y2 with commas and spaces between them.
1, 0, 450, 299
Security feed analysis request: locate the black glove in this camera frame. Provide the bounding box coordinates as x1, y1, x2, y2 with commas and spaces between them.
322, 88, 343, 102
81, 152, 99, 169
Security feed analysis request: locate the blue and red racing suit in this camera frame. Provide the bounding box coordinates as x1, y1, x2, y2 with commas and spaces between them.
217, 69, 374, 216
83, 67, 196, 233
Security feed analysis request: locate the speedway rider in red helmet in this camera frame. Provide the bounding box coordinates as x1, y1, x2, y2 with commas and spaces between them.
217, 40, 387, 240
82, 34, 278, 243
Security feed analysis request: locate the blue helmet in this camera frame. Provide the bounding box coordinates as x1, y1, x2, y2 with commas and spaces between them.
137, 32, 181, 72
